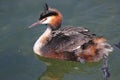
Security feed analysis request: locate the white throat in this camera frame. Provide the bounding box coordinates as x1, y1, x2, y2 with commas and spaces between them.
33, 27, 52, 55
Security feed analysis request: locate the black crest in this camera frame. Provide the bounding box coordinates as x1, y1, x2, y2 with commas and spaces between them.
39, 3, 58, 20
44, 3, 48, 10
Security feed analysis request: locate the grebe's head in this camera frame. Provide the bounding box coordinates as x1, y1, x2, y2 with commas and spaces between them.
29, 3, 62, 30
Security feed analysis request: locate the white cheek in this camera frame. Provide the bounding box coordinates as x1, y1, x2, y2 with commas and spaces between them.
42, 17, 52, 24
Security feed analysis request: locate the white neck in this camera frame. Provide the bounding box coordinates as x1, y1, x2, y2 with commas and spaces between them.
33, 27, 52, 55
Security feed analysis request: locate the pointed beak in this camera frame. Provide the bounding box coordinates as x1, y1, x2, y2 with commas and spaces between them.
28, 21, 41, 28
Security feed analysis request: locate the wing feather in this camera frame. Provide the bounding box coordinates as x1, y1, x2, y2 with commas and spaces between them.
46, 26, 96, 52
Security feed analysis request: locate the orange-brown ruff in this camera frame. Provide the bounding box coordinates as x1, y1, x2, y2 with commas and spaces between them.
29, 4, 113, 62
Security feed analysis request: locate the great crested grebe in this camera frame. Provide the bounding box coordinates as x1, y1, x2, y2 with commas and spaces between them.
29, 4, 113, 62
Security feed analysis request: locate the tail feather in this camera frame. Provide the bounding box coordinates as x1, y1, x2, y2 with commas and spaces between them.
94, 37, 113, 56
76, 37, 113, 62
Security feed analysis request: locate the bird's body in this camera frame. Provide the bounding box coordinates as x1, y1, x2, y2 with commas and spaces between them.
29, 4, 113, 62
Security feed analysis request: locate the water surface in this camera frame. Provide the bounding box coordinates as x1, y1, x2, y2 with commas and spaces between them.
0, 0, 120, 80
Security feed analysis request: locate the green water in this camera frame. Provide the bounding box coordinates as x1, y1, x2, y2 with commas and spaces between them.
0, 0, 120, 80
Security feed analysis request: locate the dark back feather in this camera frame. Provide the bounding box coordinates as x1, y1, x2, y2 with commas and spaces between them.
45, 26, 96, 53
